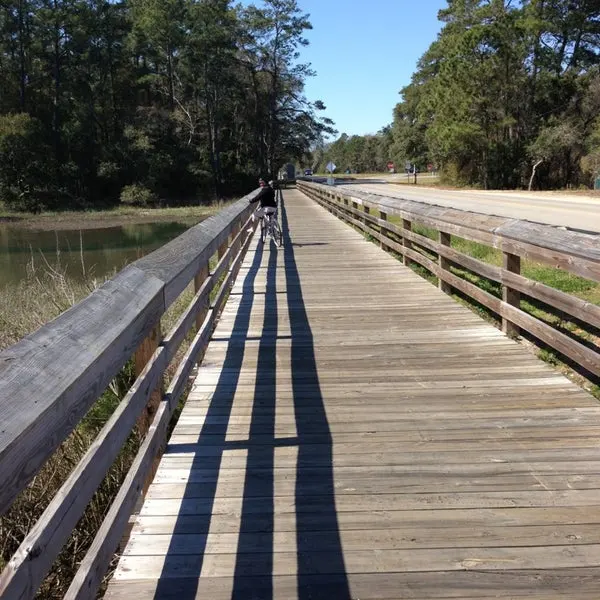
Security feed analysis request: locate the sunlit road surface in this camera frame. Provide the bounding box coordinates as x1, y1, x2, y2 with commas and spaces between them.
338, 181, 600, 234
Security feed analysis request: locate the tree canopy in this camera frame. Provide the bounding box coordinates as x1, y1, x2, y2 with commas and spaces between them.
316, 1, 599, 190
391, 0, 600, 189
0, 0, 333, 210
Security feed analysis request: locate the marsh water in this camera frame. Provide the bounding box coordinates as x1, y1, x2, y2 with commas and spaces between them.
0, 221, 192, 286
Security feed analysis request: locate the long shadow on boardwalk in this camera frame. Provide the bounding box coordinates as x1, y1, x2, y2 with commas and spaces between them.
154, 197, 349, 599
279, 199, 351, 599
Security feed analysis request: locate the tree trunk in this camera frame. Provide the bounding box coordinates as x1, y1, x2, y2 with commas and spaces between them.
166, 42, 175, 109
18, 0, 27, 110
52, 0, 62, 199
528, 159, 543, 191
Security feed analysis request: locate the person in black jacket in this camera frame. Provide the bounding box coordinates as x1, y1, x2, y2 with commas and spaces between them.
248, 177, 278, 230
250, 177, 277, 208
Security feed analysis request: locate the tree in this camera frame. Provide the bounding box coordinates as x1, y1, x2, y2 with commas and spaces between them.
239, 0, 333, 178
0, 0, 333, 209
391, 0, 600, 189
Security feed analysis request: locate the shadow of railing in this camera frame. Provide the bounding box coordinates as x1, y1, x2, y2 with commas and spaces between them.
279, 197, 351, 599
154, 196, 349, 599
153, 238, 265, 599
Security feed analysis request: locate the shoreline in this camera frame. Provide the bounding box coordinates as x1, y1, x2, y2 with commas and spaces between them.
0, 204, 226, 231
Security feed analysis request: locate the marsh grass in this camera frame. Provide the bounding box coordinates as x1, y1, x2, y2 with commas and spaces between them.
0, 201, 228, 230
0, 252, 145, 597
0, 239, 220, 596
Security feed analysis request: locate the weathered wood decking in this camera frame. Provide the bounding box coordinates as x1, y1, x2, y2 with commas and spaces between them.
107, 189, 600, 599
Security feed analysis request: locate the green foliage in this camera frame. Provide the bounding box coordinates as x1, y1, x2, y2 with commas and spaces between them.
315, 127, 394, 174
0, 0, 330, 211
581, 114, 600, 181
120, 183, 157, 206
0, 113, 55, 211
391, 0, 600, 189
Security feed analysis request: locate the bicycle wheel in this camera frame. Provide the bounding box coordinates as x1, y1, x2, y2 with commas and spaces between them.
272, 219, 283, 247
260, 217, 267, 243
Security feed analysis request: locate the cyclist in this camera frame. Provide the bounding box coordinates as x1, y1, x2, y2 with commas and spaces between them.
248, 176, 278, 227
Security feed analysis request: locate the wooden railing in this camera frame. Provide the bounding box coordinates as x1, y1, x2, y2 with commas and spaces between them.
298, 180, 600, 378
0, 192, 258, 599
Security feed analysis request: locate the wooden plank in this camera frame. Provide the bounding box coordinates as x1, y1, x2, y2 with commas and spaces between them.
123, 523, 600, 556
144, 470, 600, 498
107, 189, 600, 600
130, 505, 600, 534
113, 544, 600, 578
106, 571, 600, 600
139, 489, 600, 517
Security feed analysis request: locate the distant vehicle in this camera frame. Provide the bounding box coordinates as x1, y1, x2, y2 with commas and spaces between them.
304, 169, 313, 176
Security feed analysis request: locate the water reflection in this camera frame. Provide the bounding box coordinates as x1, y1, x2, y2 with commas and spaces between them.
0, 221, 191, 286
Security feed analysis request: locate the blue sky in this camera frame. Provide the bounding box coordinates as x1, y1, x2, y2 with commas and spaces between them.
293, 0, 448, 137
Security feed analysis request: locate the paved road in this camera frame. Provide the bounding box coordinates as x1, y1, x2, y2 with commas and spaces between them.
339, 182, 600, 234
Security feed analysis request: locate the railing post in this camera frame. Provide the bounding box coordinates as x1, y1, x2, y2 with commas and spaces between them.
134, 324, 164, 436
502, 252, 521, 338
194, 264, 210, 332
439, 231, 452, 294
352, 201, 359, 227
380, 210, 388, 251
364, 205, 370, 229
231, 218, 241, 254
402, 219, 412, 266
218, 236, 228, 261
134, 323, 165, 496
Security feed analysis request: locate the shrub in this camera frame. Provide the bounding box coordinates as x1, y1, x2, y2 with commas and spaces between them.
119, 183, 157, 207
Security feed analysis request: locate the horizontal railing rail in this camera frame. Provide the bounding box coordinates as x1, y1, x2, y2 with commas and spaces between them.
298, 180, 600, 378
0, 191, 259, 599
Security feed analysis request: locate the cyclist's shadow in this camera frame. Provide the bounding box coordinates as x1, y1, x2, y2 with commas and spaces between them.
231, 195, 350, 598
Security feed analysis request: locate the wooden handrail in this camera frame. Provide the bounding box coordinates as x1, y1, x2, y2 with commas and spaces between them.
0, 191, 259, 598
298, 180, 600, 378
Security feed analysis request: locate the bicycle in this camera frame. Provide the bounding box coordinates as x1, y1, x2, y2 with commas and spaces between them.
258, 185, 283, 247
259, 207, 283, 247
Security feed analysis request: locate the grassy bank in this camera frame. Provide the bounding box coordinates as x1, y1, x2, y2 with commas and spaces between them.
0, 202, 229, 231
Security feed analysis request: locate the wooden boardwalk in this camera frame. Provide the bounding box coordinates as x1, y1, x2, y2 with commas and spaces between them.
107, 189, 600, 599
